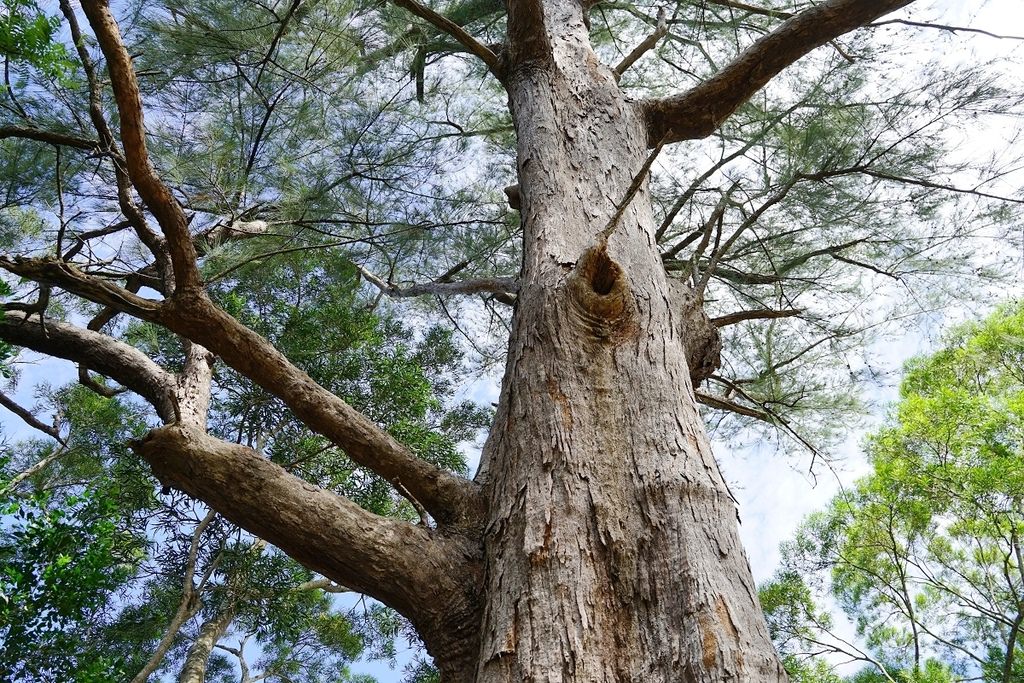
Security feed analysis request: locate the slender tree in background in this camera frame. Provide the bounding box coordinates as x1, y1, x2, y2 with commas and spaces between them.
0, 0, 1022, 680
762, 301, 1024, 683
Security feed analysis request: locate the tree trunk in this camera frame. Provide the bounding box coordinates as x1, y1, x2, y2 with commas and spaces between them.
0, 1, 926, 682
178, 602, 236, 683
469, 3, 786, 681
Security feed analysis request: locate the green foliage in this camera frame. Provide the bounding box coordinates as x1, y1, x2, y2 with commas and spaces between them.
201, 248, 489, 509
0, 0, 1021, 678
0, 486, 140, 682
762, 301, 1024, 683
0, 0, 71, 79
0, 387, 156, 682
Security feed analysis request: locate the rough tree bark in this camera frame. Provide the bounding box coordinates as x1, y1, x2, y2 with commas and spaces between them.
473, 2, 783, 679
0, 0, 917, 680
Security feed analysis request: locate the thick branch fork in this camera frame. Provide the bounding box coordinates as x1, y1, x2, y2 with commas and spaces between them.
0, 255, 477, 524
135, 425, 485, 666
641, 0, 915, 145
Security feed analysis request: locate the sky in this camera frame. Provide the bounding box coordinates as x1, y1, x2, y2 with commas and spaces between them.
3, 0, 1024, 680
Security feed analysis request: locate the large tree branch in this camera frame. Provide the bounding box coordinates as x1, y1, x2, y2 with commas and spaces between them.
178, 597, 238, 683
80, 0, 201, 291
0, 256, 161, 319
135, 425, 482, 644
59, 1, 168, 277
160, 291, 482, 526
707, 0, 1024, 41
641, 0, 915, 145
0, 256, 479, 524
0, 311, 177, 421
0, 125, 98, 150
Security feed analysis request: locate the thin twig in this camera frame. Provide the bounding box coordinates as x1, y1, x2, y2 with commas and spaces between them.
598, 137, 669, 243
355, 263, 518, 299
391, 479, 430, 526
614, 8, 668, 79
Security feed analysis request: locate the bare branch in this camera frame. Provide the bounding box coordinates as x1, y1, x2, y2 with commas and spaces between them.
0, 390, 62, 441
78, 365, 125, 398
0, 125, 98, 150
662, 192, 730, 260
391, 0, 501, 76
0, 311, 177, 421
80, 0, 202, 291
695, 390, 773, 421
701, 0, 792, 20
697, 177, 798, 292
2, 443, 72, 494
614, 10, 668, 79
392, 478, 431, 527
799, 166, 1024, 205
295, 577, 351, 593
598, 138, 668, 244
356, 264, 518, 300
872, 18, 1024, 41
654, 104, 798, 243
641, 0, 915, 145
712, 308, 803, 327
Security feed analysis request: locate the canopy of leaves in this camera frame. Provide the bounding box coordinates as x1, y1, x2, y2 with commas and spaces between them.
762, 300, 1024, 683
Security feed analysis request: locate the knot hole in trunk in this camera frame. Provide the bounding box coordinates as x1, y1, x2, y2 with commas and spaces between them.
568, 246, 636, 341
588, 247, 618, 295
